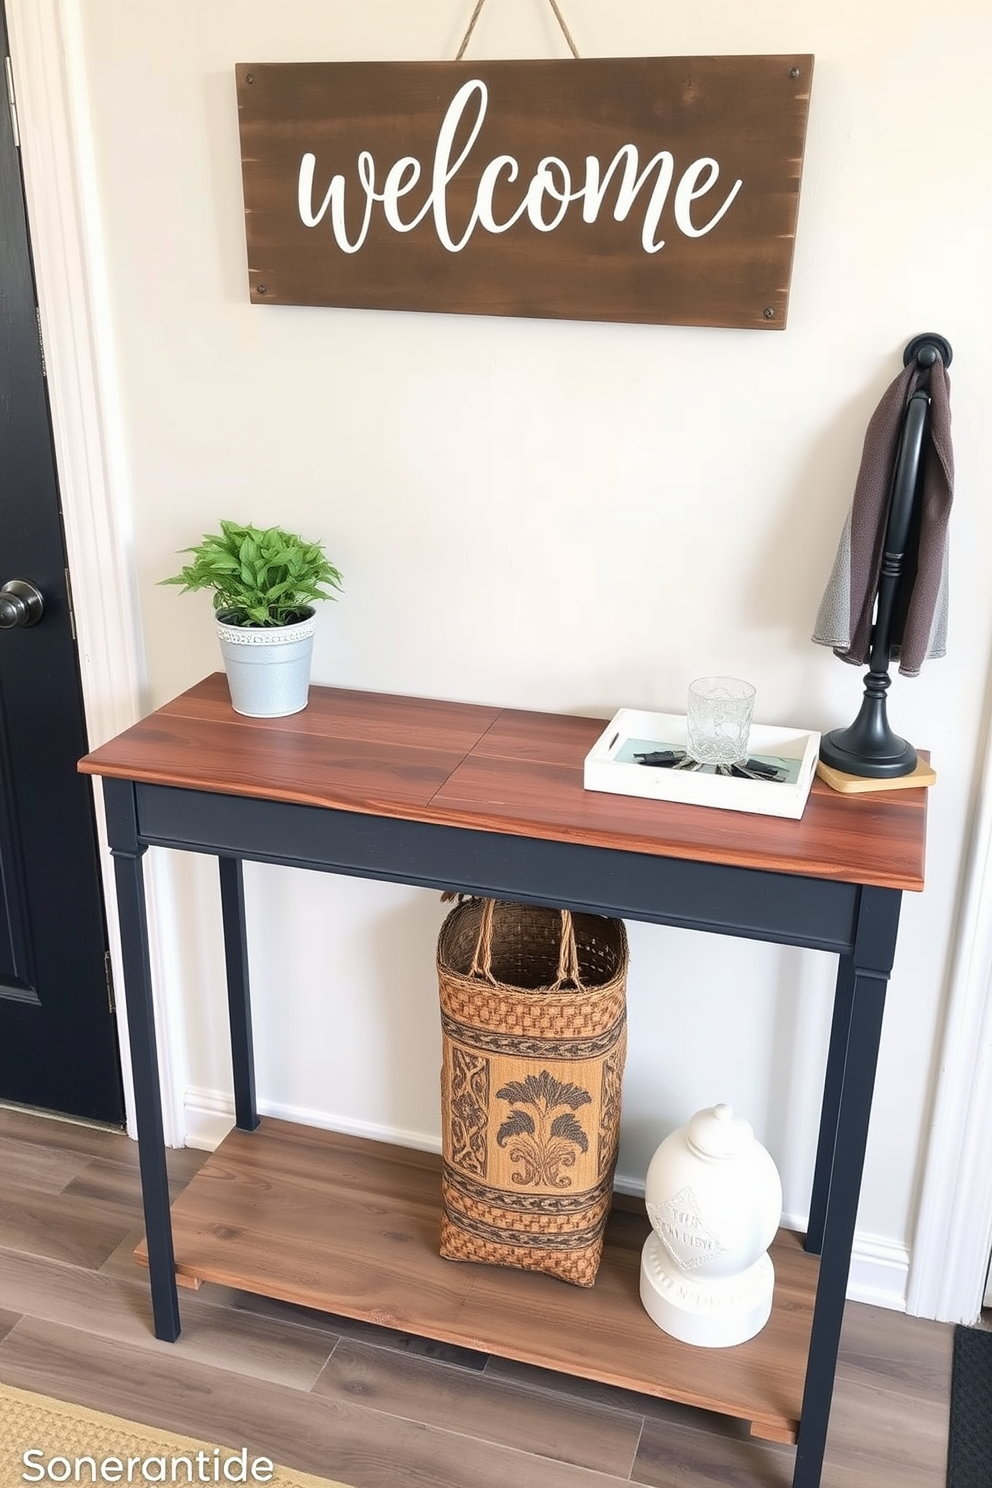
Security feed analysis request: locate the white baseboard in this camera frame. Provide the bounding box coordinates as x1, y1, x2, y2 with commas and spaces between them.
182, 1087, 443, 1156
182, 1089, 911, 1312
834, 1230, 910, 1312
182, 1087, 240, 1152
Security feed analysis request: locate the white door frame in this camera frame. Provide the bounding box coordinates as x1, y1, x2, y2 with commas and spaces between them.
8, 0, 992, 1309
905, 715, 992, 1323
5, 0, 188, 1146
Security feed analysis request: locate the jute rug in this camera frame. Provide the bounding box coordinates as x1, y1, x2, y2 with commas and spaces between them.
946, 1324, 992, 1488
0, 1383, 354, 1488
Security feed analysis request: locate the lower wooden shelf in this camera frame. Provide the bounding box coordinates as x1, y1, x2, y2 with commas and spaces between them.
137, 1118, 817, 1445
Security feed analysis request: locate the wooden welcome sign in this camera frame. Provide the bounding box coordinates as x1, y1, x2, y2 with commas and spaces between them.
235, 57, 812, 330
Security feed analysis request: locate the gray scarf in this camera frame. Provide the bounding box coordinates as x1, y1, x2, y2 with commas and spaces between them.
812, 357, 953, 678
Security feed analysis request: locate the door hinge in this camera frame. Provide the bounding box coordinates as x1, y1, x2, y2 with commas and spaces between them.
64, 566, 77, 641
4, 56, 19, 149
36, 307, 47, 378
105, 952, 116, 1016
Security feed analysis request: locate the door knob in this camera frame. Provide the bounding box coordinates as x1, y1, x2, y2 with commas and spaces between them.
0, 579, 45, 629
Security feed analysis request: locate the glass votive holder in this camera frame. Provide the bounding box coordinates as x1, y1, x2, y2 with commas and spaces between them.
686, 677, 756, 766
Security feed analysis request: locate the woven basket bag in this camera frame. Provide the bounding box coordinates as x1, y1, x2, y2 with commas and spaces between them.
437, 897, 628, 1287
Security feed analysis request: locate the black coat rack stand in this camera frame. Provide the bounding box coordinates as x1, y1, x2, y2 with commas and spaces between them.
819, 332, 952, 779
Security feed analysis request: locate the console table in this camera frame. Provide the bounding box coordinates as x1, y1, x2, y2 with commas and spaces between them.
79, 673, 927, 1488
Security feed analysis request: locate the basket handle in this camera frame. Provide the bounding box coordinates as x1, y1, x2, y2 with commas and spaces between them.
468, 899, 584, 989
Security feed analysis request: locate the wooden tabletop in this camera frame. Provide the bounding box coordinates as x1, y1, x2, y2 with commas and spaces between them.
79, 674, 927, 891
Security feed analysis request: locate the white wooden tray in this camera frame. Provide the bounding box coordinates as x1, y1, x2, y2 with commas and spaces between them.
583, 709, 821, 819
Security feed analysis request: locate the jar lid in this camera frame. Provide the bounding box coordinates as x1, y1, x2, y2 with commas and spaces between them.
685, 1103, 753, 1160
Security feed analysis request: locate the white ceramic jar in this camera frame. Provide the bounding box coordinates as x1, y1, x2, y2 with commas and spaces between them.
639, 1103, 782, 1347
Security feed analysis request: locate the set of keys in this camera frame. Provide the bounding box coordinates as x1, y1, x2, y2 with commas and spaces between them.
633, 749, 784, 782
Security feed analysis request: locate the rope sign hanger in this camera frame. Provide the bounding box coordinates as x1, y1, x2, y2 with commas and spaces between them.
456, 0, 580, 60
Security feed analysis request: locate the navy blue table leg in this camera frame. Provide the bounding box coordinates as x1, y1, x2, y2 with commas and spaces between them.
103, 778, 181, 1342
218, 856, 259, 1132
791, 886, 902, 1488
805, 955, 856, 1255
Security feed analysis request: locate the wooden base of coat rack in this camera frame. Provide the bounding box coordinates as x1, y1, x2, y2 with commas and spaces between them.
816, 754, 936, 795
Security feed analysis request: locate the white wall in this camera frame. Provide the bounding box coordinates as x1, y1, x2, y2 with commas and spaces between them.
60, 0, 992, 1307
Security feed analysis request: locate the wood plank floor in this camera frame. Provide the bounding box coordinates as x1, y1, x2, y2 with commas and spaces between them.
0, 1106, 953, 1488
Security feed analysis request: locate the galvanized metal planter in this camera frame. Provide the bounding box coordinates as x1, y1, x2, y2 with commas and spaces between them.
215, 607, 316, 717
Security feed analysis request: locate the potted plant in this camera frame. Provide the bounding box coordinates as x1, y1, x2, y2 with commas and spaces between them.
162, 519, 343, 717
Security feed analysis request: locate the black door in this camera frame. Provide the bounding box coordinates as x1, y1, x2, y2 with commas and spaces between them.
0, 7, 124, 1125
